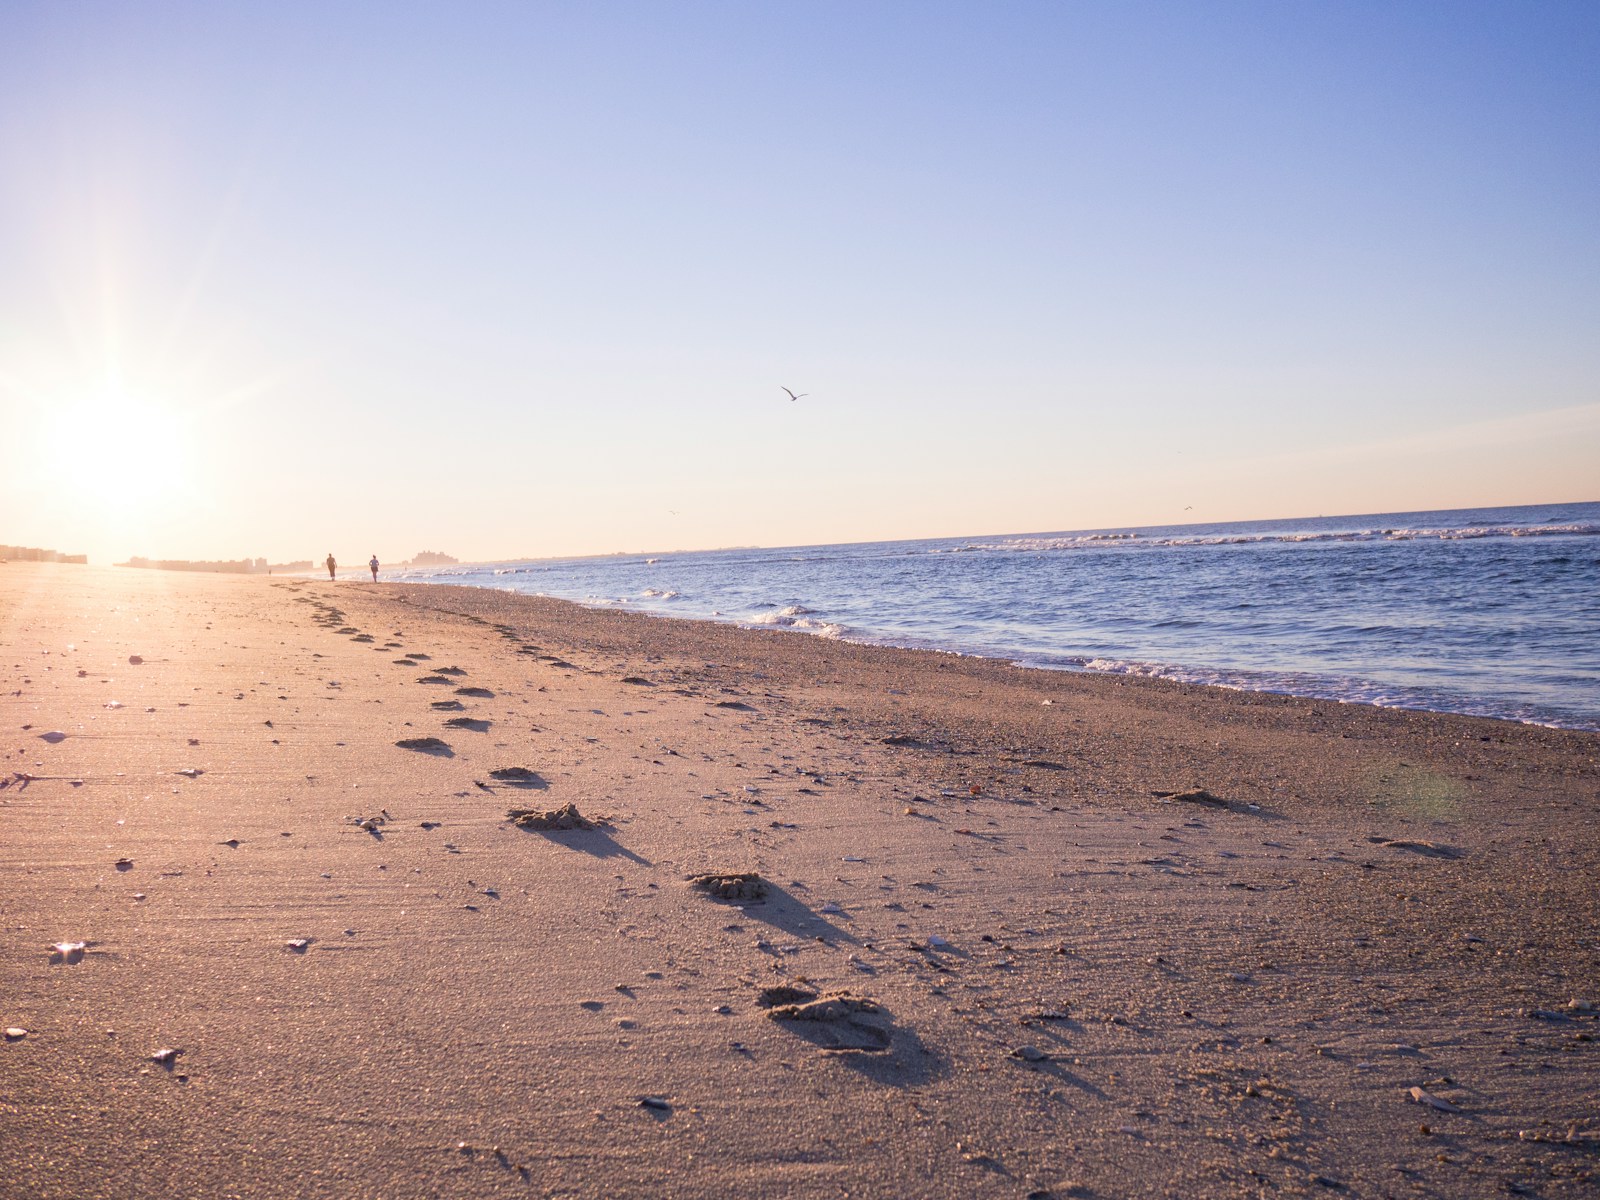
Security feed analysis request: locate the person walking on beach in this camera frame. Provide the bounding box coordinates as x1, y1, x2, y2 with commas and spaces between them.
369, 554, 379, 582
325, 553, 336, 581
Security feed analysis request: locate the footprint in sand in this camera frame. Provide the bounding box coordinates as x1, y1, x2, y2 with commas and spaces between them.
765, 993, 894, 1053
507, 802, 597, 830
455, 686, 495, 698
444, 717, 492, 732
431, 700, 466, 711
396, 737, 453, 756
689, 872, 769, 902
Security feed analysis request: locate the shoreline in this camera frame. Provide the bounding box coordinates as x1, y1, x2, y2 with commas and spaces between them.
392, 573, 1600, 735
5, 564, 1597, 1198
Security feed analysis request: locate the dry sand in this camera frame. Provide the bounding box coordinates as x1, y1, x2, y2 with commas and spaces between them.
2, 562, 1597, 1199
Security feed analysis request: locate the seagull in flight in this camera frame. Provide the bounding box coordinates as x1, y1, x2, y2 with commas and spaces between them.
781, 387, 808, 402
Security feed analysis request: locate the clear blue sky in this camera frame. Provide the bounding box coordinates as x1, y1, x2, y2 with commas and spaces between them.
2, 2, 1596, 564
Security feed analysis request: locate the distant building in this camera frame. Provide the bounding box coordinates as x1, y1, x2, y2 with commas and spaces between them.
115, 556, 316, 574
0, 544, 87, 563
408, 550, 459, 566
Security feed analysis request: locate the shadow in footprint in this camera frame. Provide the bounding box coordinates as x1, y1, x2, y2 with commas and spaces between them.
513, 824, 651, 866
455, 686, 495, 699
694, 877, 858, 945
444, 718, 492, 733
395, 737, 453, 757
487, 767, 547, 789
766, 993, 944, 1086
1032, 1061, 1112, 1099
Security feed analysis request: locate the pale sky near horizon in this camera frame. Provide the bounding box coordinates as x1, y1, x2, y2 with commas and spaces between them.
2, 2, 1597, 567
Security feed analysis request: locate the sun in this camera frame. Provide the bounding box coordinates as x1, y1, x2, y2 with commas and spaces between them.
38, 390, 192, 513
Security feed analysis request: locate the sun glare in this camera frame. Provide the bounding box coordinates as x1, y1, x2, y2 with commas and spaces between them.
39, 391, 192, 513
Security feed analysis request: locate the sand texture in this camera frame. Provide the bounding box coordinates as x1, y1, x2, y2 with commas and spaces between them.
3, 563, 1597, 1199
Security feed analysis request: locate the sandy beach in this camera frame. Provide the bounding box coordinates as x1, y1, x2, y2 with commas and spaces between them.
3, 562, 1596, 1199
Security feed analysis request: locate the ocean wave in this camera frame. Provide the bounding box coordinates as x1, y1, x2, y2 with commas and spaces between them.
742, 614, 847, 639
639, 588, 679, 599
984, 522, 1600, 554
749, 604, 813, 622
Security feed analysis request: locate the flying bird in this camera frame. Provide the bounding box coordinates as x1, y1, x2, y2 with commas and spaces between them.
781, 387, 808, 402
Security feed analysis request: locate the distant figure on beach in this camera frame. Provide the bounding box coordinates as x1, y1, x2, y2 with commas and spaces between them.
369, 554, 379, 582
325, 553, 336, 581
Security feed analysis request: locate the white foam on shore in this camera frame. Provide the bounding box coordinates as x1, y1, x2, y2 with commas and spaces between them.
1071, 656, 1592, 730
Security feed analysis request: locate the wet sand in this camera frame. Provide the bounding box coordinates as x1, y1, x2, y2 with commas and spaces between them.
3, 562, 1597, 1199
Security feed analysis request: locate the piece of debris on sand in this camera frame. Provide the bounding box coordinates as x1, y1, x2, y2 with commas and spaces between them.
1369, 837, 1463, 859
765, 992, 893, 1053
1152, 787, 1228, 807
688, 872, 770, 902
507, 803, 598, 831
1408, 1085, 1463, 1113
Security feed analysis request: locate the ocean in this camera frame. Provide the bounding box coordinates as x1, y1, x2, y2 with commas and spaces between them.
389, 502, 1600, 732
